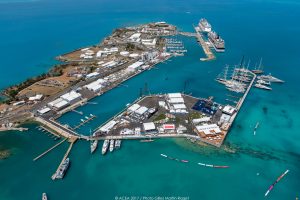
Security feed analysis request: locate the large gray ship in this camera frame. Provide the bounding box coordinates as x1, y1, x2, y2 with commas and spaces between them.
55, 158, 70, 179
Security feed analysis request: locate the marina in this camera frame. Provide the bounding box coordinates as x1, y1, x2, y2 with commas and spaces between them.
0, 4, 297, 198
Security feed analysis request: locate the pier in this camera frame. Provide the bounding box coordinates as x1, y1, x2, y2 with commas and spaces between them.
178, 32, 197, 37
35, 116, 80, 141
71, 109, 83, 115
39, 126, 61, 139
235, 71, 256, 111
72, 115, 96, 130
51, 139, 76, 180
218, 70, 257, 146
33, 138, 67, 161
193, 25, 215, 61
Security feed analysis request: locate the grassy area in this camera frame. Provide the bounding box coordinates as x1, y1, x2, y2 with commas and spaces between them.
189, 112, 203, 119
154, 113, 166, 121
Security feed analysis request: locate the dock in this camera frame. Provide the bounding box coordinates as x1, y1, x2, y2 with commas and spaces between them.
236, 71, 257, 110
193, 25, 215, 61
218, 71, 257, 146
51, 139, 76, 180
33, 138, 67, 161
35, 116, 80, 140
71, 109, 83, 115
39, 126, 61, 139
178, 32, 197, 37
72, 115, 96, 130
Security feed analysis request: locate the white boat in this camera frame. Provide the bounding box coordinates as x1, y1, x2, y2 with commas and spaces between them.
257, 79, 271, 85
115, 140, 121, 149
258, 74, 284, 83
109, 140, 114, 152
102, 140, 109, 155
254, 83, 272, 90
42, 193, 47, 200
90, 140, 98, 154
198, 18, 212, 33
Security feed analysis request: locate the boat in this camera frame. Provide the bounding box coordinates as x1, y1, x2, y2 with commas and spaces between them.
42, 193, 47, 200
181, 160, 189, 163
90, 140, 98, 154
208, 31, 225, 52
258, 74, 284, 83
198, 18, 212, 32
55, 158, 70, 179
198, 162, 229, 168
265, 170, 289, 197
253, 122, 259, 135
80, 119, 84, 122
90, 130, 98, 154
251, 58, 264, 74
257, 79, 271, 85
85, 116, 89, 120
160, 154, 167, 158
216, 65, 229, 84
109, 140, 114, 152
101, 139, 109, 155
254, 83, 272, 90
140, 139, 154, 142
115, 139, 121, 149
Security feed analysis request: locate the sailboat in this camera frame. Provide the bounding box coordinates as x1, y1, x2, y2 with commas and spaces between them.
251, 58, 264, 74
216, 64, 229, 84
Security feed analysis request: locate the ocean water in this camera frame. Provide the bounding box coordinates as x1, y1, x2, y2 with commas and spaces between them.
0, 0, 300, 199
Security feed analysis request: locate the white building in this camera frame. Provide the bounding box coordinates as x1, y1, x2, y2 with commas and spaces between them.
86, 72, 99, 79
99, 120, 117, 133
192, 117, 211, 124
28, 94, 43, 101
141, 38, 157, 47
168, 93, 182, 98
129, 33, 141, 42
84, 79, 107, 92
127, 61, 144, 71
48, 98, 69, 110
143, 122, 156, 132
37, 107, 51, 115
135, 106, 148, 116
222, 105, 236, 115
60, 90, 82, 102
128, 104, 140, 112
195, 124, 222, 136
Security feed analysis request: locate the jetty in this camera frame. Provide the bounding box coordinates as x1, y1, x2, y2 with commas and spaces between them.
193, 25, 215, 61
51, 139, 76, 180
33, 138, 67, 161
178, 32, 197, 37
35, 116, 80, 141
72, 115, 96, 130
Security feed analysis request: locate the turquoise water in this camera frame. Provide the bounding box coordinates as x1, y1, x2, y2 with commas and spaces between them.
0, 0, 300, 199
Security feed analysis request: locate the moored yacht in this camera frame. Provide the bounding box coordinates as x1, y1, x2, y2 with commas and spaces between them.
109, 140, 114, 152
102, 139, 109, 155
258, 74, 284, 83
